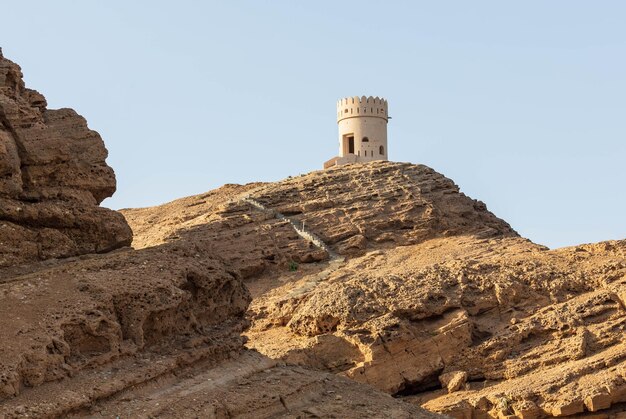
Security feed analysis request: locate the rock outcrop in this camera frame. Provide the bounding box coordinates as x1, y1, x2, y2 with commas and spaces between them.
249, 236, 626, 416
121, 183, 331, 285
0, 50, 131, 269
123, 161, 626, 418
246, 163, 518, 255
0, 236, 434, 418
0, 241, 250, 404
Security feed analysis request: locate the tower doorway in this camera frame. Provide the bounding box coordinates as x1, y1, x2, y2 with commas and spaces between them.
342, 134, 355, 155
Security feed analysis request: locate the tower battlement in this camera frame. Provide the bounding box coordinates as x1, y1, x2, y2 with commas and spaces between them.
324, 95, 390, 169
337, 96, 388, 122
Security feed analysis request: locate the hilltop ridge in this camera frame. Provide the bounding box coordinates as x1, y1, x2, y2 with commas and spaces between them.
122, 161, 517, 257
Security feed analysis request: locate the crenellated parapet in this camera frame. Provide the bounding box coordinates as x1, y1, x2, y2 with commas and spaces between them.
337, 96, 388, 122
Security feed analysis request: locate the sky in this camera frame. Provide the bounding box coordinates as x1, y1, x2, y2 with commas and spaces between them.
1, 1, 624, 249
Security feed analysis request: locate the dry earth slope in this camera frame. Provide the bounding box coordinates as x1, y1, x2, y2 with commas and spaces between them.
123, 161, 626, 419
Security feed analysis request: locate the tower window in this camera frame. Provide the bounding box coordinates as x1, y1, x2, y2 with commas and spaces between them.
379, 145, 385, 155
362, 137, 369, 142
344, 108, 349, 113
365, 150, 367, 156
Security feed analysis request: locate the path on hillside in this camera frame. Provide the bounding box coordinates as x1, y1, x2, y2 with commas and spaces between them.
240, 193, 346, 297
241, 196, 342, 262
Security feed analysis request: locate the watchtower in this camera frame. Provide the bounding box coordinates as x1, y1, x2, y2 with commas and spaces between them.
324, 96, 389, 169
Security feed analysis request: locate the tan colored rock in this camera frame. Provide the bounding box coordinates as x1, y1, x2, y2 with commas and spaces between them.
512, 400, 540, 419
337, 233, 368, 255
171, 163, 626, 417
0, 239, 251, 401
121, 184, 334, 283
611, 384, 626, 404
434, 400, 473, 419
439, 370, 468, 393
122, 160, 626, 418
0, 152, 444, 418
0, 51, 131, 269
550, 399, 584, 416
584, 391, 612, 412
251, 162, 517, 252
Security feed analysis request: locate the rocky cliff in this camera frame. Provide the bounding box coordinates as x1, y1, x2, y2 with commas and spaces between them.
0, 49, 131, 269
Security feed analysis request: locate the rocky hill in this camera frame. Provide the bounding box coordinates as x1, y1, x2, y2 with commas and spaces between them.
122, 162, 626, 418
1, 51, 625, 419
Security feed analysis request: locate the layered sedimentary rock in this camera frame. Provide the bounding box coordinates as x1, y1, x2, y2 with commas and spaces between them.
121, 183, 331, 284
65, 351, 440, 419
124, 161, 626, 417
0, 237, 433, 418
249, 237, 626, 417
121, 162, 517, 292
246, 162, 517, 254
0, 50, 131, 269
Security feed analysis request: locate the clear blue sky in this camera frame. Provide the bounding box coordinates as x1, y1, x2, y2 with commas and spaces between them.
2, 1, 625, 249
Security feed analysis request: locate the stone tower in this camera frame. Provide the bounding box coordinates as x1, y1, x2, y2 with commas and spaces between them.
324, 96, 389, 169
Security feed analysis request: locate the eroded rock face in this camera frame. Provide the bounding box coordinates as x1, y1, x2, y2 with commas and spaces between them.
143, 161, 624, 418
0, 50, 131, 269
248, 235, 626, 417
121, 161, 518, 289
119, 160, 626, 418
0, 240, 251, 403
4, 98, 623, 419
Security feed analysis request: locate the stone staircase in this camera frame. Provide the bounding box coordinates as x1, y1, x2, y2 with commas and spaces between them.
240, 194, 347, 301
241, 196, 343, 262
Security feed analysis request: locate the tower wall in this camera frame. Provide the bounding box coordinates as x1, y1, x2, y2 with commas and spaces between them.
336, 96, 388, 163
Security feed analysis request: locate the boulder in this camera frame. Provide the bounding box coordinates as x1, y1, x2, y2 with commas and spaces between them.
439, 370, 468, 393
